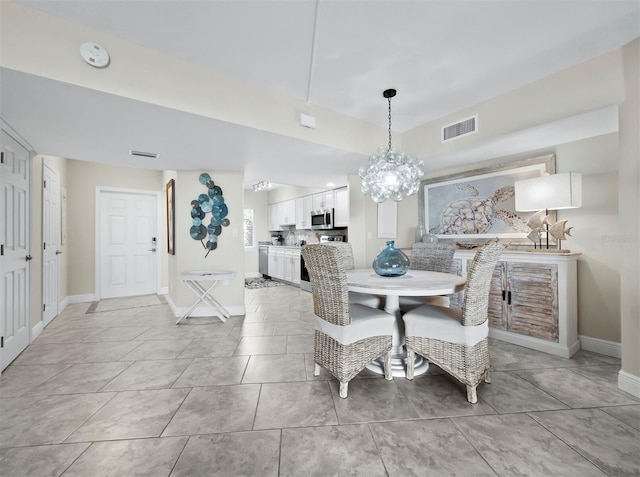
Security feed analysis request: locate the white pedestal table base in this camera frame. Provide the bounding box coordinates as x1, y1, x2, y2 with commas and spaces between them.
364, 294, 430, 378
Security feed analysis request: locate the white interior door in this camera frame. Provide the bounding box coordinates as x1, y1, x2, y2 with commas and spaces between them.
99, 190, 158, 299
1, 128, 31, 371
42, 163, 60, 326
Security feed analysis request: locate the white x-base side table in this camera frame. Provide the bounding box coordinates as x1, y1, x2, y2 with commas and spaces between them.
176, 270, 235, 325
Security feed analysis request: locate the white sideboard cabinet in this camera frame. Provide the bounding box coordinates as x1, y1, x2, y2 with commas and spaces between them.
454, 250, 580, 358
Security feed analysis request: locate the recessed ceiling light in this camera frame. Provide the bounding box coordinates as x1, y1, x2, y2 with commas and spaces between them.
326, 182, 335, 187
129, 150, 159, 159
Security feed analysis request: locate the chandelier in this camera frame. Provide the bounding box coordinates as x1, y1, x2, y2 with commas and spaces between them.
359, 89, 423, 203
252, 181, 272, 192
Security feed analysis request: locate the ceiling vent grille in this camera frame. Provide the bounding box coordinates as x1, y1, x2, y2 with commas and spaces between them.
129, 150, 159, 159
441, 114, 478, 143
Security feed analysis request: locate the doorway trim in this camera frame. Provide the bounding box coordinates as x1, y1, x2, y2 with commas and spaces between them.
94, 186, 162, 301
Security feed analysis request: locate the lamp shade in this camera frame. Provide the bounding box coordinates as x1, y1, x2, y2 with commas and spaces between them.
514, 172, 582, 211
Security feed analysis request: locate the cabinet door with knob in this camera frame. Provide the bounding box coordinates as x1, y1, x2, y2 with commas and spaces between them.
506, 262, 559, 341
485, 261, 559, 340
296, 196, 313, 229
454, 250, 578, 358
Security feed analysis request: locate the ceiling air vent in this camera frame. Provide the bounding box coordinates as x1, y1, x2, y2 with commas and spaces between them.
129, 150, 159, 159
441, 114, 478, 143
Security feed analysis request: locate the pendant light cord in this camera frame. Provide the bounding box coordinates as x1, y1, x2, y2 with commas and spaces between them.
388, 95, 392, 152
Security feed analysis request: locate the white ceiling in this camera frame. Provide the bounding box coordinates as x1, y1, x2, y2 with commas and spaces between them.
2, 0, 639, 189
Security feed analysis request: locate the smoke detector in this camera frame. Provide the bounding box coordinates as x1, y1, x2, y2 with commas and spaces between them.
80, 42, 110, 69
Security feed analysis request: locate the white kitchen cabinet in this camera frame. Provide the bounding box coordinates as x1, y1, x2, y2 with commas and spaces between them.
280, 199, 296, 226
296, 195, 313, 229
312, 190, 334, 211
268, 204, 283, 231
268, 247, 286, 279
333, 186, 349, 227
311, 193, 323, 211
284, 249, 301, 284
454, 250, 579, 358
268, 246, 277, 277
268, 200, 296, 229
269, 246, 300, 284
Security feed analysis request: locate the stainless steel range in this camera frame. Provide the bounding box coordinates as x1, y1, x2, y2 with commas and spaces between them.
300, 250, 312, 292
300, 236, 346, 292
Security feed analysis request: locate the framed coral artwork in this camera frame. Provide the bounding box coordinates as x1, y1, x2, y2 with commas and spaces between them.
419, 154, 555, 240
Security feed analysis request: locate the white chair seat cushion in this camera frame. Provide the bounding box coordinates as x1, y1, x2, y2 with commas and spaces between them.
314, 304, 395, 346
403, 304, 488, 347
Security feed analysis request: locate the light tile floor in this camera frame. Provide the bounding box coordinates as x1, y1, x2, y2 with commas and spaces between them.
1, 284, 639, 476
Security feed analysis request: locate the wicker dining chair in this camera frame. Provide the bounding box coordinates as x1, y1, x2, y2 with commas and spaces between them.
323, 242, 385, 309
399, 240, 457, 311
403, 241, 504, 403
301, 244, 395, 398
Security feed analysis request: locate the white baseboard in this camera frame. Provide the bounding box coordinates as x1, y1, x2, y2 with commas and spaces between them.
165, 294, 178, 316
58, 296, 69, 314
31, 320, 44, 341
159, 287, 168, 295
67, 294, 97, 304
618, 370, 640, 398
578, 335, 621, 358
489, 328, 579, 358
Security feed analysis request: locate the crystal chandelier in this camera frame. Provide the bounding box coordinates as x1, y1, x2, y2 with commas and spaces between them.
359, 89, 423, 203
252, 181, 272, 192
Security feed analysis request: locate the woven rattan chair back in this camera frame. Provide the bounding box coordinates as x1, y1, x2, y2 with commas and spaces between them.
410, 241, 456, 273
322, 242, 355, 270
461, 241, 504, 326
301, 244, 351, 327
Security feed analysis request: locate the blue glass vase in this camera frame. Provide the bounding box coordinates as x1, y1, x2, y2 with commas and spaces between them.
373, 240, 410, 277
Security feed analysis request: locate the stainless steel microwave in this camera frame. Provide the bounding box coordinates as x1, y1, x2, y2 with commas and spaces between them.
311, 209, 333, 230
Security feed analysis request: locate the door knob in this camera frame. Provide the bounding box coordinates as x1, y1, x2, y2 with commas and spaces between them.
148, 248, 156, 252
26, 255, 33, 261
55, 250, 62, 255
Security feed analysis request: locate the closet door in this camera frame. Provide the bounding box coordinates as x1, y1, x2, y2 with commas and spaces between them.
42, 162, 60, 326
1, 127, 31, 371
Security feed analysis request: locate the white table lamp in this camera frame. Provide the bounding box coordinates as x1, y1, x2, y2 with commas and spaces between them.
514, 172, 582, 252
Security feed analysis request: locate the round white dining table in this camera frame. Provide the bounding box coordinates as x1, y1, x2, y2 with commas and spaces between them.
346, 269, 466, 377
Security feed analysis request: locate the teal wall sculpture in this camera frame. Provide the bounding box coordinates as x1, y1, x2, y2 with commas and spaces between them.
190, 173, 230, 257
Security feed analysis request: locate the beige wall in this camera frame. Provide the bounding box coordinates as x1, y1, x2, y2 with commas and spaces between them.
555, 134, 620, 342
66, 160, 163, 296
169, 171, 245, 310
619, 39, 639, 378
